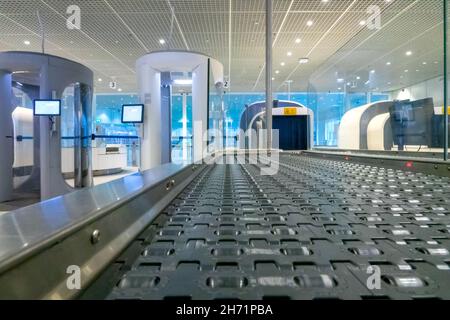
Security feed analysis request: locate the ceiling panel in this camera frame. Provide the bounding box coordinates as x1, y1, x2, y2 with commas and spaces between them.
0, 0, 445, 94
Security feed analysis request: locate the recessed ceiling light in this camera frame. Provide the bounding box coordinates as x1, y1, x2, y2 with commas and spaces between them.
272, 77, 275, 81
159, 39, 166, 45
359, 20, 366, 26
275, 70, 280, 74
406, 51, 413, 56
23, 40, 30, 45
337, 78, 344, 83
422, 61, 427, 65
98, 78, 103, 82
306, 20, 314, 27
118, 88, 123, 92
356, 76, 361, 80
370, 70, 375, 74
404, 69, 409, 72
386, 62, 391, 66
287, 51, 293, 56
295, 38, 301, 44
280, 62, 286, 66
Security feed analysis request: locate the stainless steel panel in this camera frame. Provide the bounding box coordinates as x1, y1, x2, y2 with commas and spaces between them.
0, 162, 204, 299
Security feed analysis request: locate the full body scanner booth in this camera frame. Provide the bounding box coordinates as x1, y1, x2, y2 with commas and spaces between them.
0, 52, 93, 202
136, 51, 224, 170
239, 100, 314, 151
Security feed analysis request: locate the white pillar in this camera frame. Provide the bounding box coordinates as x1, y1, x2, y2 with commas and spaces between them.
0, 70, 13, 202
139, 64, 162, 171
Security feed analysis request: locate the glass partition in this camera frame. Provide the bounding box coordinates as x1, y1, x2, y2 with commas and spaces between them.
11, 84, 34, 188
61, 85, 76, 180
306, 0, 445, 159
94, 94, 141, 170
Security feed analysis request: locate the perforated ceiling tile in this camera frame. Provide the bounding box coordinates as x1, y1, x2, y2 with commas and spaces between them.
0, 0, 444, 93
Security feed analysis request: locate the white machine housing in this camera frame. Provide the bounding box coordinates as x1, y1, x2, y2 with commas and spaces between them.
136, 51, 224, 170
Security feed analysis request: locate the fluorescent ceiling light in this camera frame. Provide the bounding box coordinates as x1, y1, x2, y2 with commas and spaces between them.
299, 58, 309, 64
173, 79, 193, 85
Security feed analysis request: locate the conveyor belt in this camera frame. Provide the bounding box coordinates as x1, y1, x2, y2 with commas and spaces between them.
106, 154, 450, 300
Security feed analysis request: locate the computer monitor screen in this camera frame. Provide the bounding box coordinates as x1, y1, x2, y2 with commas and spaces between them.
33, 100, 61, 116
390, 99, 434, 149
122, 104, 144, 123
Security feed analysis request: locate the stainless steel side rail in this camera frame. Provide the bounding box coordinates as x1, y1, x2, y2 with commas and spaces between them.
0, 162, 206, 300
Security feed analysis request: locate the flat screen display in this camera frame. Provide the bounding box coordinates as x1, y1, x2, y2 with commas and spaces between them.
122, 104, 144, 123
33, 100, 61, 116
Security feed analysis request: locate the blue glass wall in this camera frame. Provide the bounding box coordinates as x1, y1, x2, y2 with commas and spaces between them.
94, 92, 389, 147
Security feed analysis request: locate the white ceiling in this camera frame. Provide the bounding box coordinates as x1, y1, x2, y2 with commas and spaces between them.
0, 0, 445, 94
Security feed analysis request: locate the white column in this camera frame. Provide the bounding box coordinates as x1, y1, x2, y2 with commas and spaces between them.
182, 93, 188, 161
0, 70, 13, 202
138, 64, 162, 170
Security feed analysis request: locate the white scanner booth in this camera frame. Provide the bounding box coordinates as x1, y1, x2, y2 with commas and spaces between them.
136, 51, 224, 170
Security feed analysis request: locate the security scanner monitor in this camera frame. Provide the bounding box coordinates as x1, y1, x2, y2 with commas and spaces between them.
33, 99, 61, 116
389, 99, 433, 150
122, 104, 144, 124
